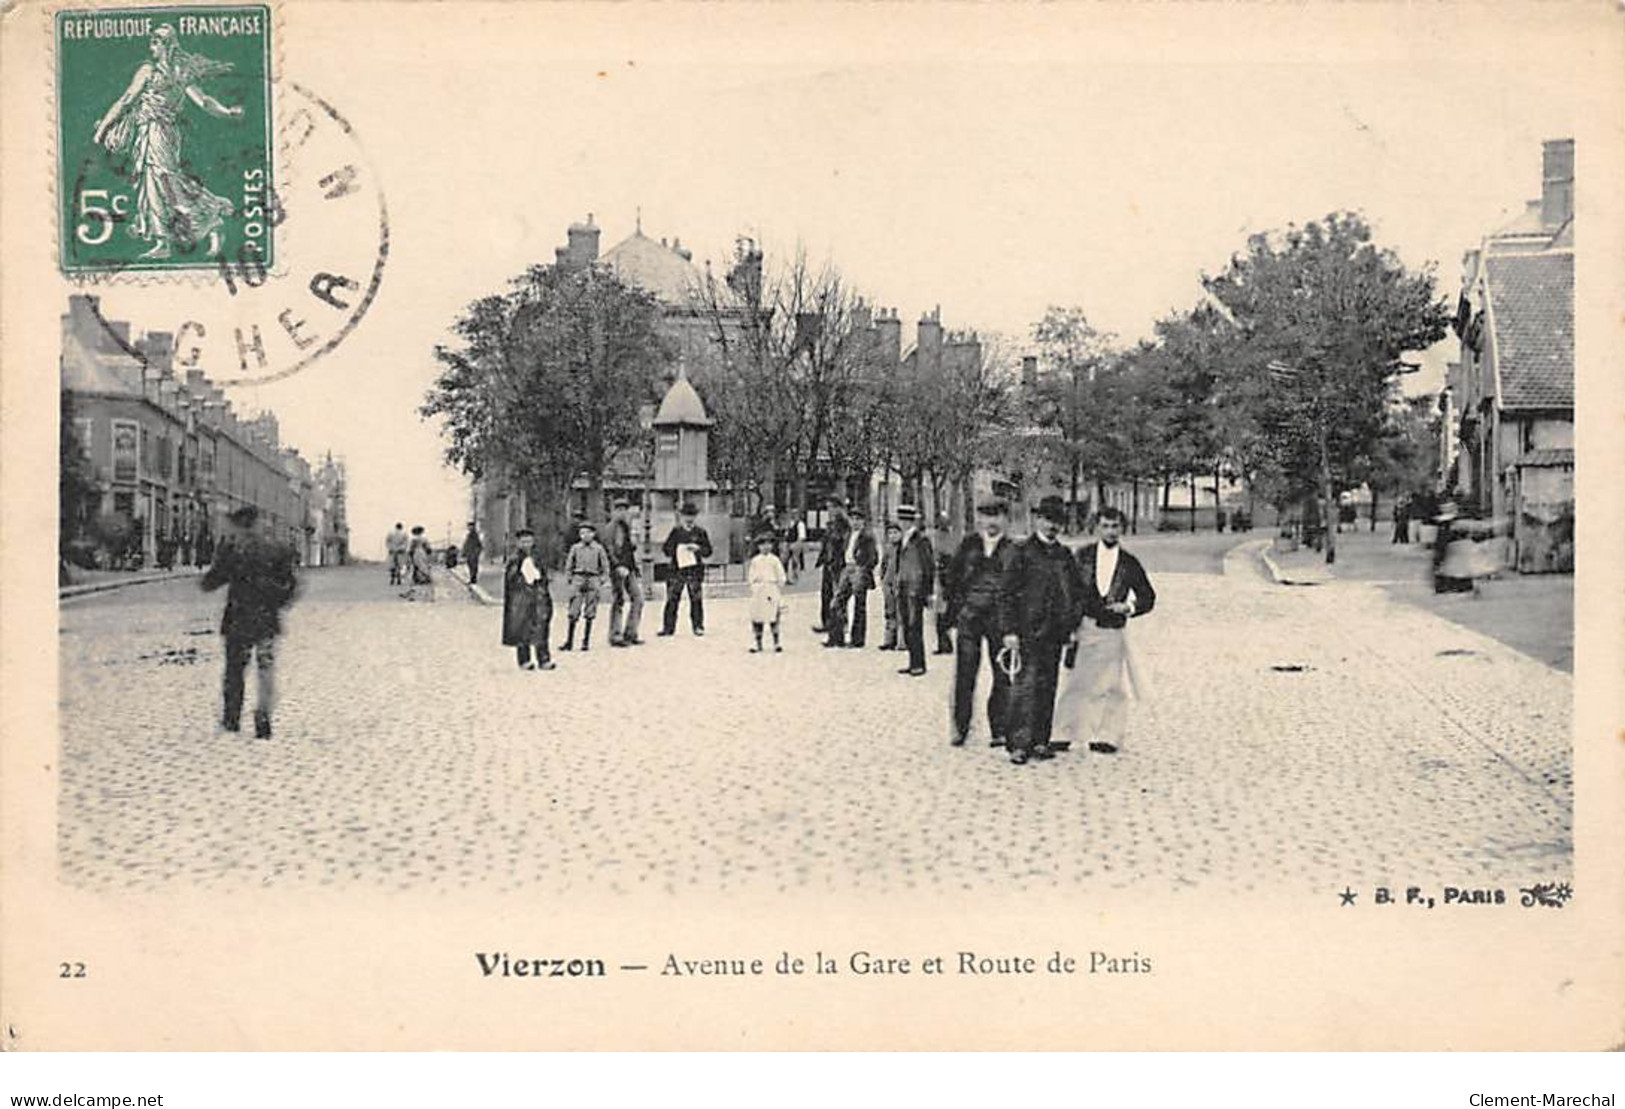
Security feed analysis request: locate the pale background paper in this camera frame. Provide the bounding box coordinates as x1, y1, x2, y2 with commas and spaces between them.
2, 0, 1622, 1050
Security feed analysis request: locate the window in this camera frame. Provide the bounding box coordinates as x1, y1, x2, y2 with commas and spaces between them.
112, 421, 139, 483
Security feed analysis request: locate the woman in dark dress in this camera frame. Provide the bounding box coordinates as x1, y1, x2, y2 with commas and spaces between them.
502, 529, 556, 670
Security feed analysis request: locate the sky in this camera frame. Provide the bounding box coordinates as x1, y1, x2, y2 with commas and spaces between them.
55, 4, 1586, 558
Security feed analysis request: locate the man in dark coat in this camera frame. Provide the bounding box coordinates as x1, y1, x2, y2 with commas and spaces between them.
606, 498, 645, 647
200, 505, 299, 739
931, 513, 956, 655
944, 499, 1018, 747
462, 522, 484, 584
659, 502, 713, 636
824, 507, 879, 648
1074, 506, 1156, 754
999, 495, 1086, 764
812, 497, 850, 634
502, 528, 555, 670
893, 504, 936, 676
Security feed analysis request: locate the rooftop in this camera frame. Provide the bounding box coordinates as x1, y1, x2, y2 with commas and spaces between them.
1486, 250, 1573, 412
601, 229, 705, 305
652, 374, 712, 427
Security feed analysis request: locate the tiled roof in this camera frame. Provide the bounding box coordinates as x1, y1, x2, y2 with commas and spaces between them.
601, 230, 704, 305
1486, 251, 1573, 411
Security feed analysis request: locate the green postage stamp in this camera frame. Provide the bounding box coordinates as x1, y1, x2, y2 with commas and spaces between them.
56, 6, 274, 274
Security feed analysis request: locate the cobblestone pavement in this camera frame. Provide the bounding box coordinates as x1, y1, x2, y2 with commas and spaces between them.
57, 550, 1571, 897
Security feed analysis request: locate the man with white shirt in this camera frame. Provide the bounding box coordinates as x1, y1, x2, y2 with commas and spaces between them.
1073, 506, 1156, 753
824, 507, 878, 648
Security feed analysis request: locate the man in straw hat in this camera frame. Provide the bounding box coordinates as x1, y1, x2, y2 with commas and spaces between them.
893, 504, 936, 676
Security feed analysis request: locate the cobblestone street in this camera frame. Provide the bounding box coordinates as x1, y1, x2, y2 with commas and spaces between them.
57, 544, 1572, 898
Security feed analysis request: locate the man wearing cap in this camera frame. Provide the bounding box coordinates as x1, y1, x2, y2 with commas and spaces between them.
660, 502, 713, 636
812, 497, 850, 635
824, 507, 878, 648
999, 494, 1086, 764
385, 522, 408, 586
502, 528, 555, 670
462, 522, 484, 586
893, 504, 936, 676
605, 498, 645, 647
944, 499, 1018, 747
200, 505, 299, 739
561, 520, 610, 651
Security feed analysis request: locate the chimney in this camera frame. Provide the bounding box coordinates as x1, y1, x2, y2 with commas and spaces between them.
917, 311, 943, 371
139, 330, 175, 377
1541, 138, 1574, 230
1021, 355, 1038, 389
566, 213, 600, 268
671, 236, 692, 262
875, 309, 902, 367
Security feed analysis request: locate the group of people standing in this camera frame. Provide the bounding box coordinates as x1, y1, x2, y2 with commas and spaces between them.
501, 498, 706, 669
383, 522, 439, 602
813, 493, 1158, 766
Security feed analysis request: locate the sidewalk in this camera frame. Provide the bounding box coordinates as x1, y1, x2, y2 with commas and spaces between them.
1259, 529, 1572, 672
58, 565, 203, 600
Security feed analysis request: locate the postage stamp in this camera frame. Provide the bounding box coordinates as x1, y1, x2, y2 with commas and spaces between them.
56, 5, 274, 274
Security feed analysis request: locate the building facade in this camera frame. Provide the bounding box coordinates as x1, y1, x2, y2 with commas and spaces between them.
1450, 138, 1574, 572
60, 295, 348, 568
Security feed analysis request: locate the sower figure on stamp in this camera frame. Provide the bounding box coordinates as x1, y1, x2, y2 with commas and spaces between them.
893, 504, 936, 677
462, 521, 484, 585
945, 499, 1018, 748
201, 505, 298, 740
91, 25, 244, 260
660, 502, 712, 637
502, 528, 555, 671
824, 507, 878, 648
606, 498, 645, 647
812, 497, 850, 634
560, 520, 609, 652
999, 495, 1085, 765
1061, 506, 1156, 755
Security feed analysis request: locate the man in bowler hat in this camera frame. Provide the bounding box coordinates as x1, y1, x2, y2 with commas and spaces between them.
893, 504, 935, 676
1000, 495, 1086, 764
944, 499, 1018, 747
200, 505, 299, 739
660, 502, 712, 636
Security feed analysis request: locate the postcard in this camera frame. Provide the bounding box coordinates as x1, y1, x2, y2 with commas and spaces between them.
2, 0, 1622, 1050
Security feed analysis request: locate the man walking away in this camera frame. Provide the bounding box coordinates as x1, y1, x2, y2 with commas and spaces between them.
824, 507, 878, 648
1072, 506, 1156, 755
945, 499, 1017, 747
660, 502, 712, 636
812, 497, 850, 634
502, 528, 555, 671
606, 498, 645, 647
878, 520, 903, 650
894, 504, 935, 676
560, 520, 610, 651
462, 522, 484, 584
385, 521, 408, 585
201, 505, 298, 740
1000, 495, 1085, 765
931, 513, 956, 655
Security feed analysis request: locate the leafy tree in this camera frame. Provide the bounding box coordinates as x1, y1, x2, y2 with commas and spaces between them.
422, 263, 670, 562
1202, 212, 1450, 562
1029, 306, 1115, 527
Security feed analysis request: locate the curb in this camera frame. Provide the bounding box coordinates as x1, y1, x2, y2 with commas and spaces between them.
58, 570, 200, 600
448, 565, 500, 606
1258, 544, 1333, 586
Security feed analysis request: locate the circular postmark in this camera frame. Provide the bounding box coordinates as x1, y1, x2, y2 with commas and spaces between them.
72, 80, 388, 388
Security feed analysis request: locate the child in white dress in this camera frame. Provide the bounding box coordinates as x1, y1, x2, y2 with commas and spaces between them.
746, 531, 787, 653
